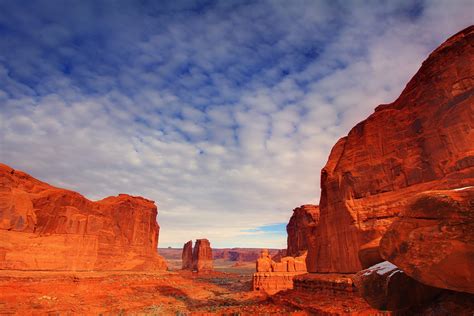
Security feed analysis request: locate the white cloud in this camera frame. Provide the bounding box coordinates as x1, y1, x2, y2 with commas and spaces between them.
0, 0, 472, 248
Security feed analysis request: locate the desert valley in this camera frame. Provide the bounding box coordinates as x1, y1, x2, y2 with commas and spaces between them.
0, 2, 473, 316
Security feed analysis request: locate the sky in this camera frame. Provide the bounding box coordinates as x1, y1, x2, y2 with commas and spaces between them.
0, 0, 472, 248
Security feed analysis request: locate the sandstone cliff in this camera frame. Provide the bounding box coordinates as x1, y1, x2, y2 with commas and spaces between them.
310, 25, 474, 273
0, 163, 167, 271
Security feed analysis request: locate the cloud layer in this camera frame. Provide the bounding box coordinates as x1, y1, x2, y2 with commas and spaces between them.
1, 0, 472, 247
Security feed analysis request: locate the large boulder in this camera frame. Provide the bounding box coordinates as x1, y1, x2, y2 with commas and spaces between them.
353, 261, 441, 311
0, 163, 167, 271
310, 25, 474, 273
380, 187, 474, 294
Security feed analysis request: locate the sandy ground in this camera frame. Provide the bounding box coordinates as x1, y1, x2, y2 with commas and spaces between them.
0, 269, 310, 315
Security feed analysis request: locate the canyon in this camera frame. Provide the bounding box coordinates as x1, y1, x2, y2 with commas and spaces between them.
0, 25, 473, 315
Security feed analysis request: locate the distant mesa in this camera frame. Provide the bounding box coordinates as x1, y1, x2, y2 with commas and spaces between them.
0, 163, 167, 271
181, 238, 213, 272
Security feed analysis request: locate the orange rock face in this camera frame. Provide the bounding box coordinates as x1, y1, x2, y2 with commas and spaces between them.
286, 205, 319, 258
181, 240, 193, 270
0, 163, 167, 271
192, 239, 213, 271
311, 25, 474, 273
380, 187, 474, 294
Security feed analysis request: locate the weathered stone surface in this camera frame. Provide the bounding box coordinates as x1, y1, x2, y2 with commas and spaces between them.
252, 272, 306, 294
293, 273, 357, 293
286, 205, 319, 258
358, 238, 384, 269
192, 239, 213, 271
380, 187, 474, 294
0, 163, 167, 271
181, 240, 193, 270
311, 25, 474, 273
256, 249, 272, 272
253, 249, 308, 293
353, 261, 441, 311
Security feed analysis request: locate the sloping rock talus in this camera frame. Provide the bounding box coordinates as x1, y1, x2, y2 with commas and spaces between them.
286, 205, 319, 258
181, 240, 193, 270
192, 239, 213, 271
312, 25, 474, 273
0, 163, 167, 271
380, 187, 474, 294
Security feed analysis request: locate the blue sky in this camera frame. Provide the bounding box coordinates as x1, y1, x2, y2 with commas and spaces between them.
0, 0, 472, 248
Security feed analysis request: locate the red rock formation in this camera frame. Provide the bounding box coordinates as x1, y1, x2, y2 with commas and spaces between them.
380, 187, 474, 294
286, 205, 319, 258
310, 25, 474, 273
0, 163, 167, 271
353, 261, 441, 311
358, 238, 384, 269
181, 240, 193, 270
253, 249, 307, 293
192, 239, 213, 271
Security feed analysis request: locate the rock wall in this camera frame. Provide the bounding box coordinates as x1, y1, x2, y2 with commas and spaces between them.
311, 25, 474, 273
0, 163, 167, 271
286, 205, 319, 258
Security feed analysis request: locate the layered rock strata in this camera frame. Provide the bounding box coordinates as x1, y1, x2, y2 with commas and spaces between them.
253, 249, 307, 294
0, 163, 167, 271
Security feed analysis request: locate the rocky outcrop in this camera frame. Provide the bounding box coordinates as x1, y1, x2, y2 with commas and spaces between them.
0, 163, 167, 271
181, 240, 193, 270
253, 249, 307, 293
353, 261, 441, 311
380, 187, 474, 294
310, 25, 474, 273
192, 239, 213, 272
286, 205, 319, 258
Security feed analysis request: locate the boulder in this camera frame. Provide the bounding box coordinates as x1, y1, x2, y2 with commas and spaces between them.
380, 187, 474, 294
0, 163, 167, 271
353, 261, 441, 311
310, 25, 474, 273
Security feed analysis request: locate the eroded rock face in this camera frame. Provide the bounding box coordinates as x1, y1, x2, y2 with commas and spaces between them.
0, 163, 167, 271
181, 240, 193, 270
286, 205, 319, 259
380, 187, 474, 294
353, 261, 441, 311
312, 25, 474, 273
192, 239, 213, 272
358, 238, 384, 269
